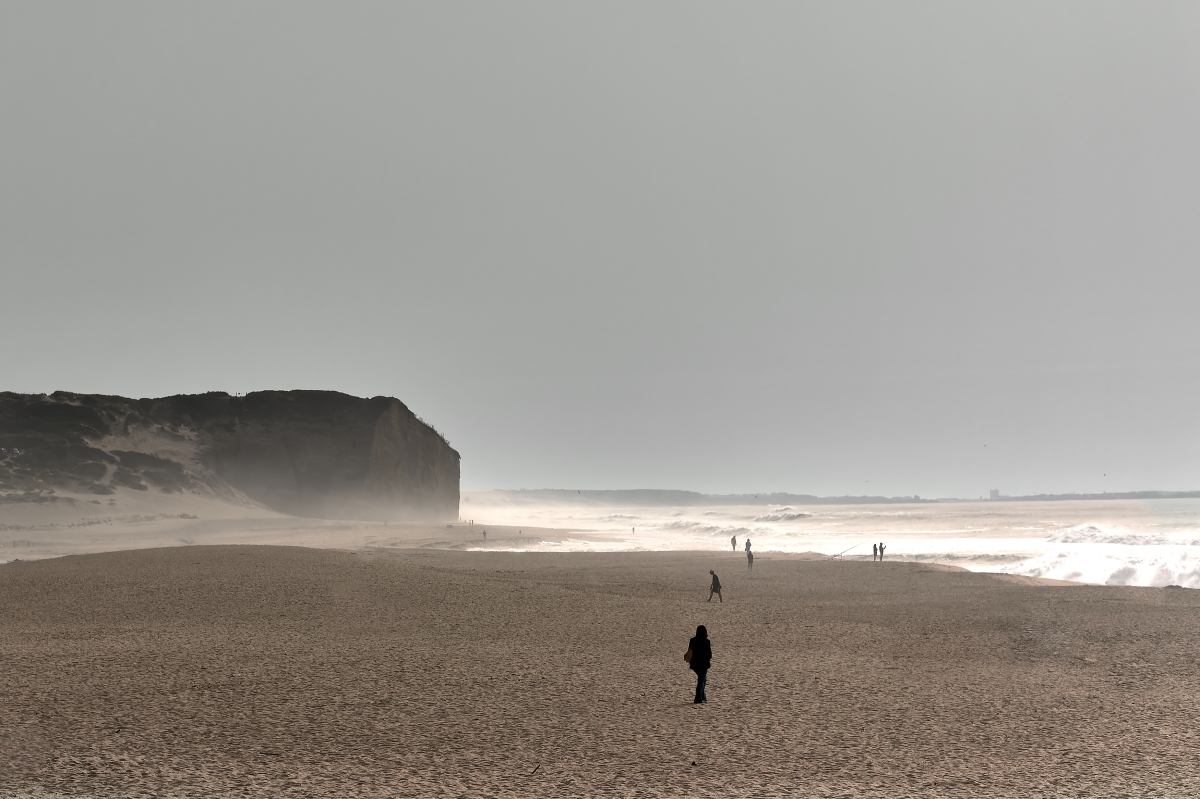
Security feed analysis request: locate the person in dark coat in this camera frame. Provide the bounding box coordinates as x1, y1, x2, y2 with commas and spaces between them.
687, 625, 712, 704
708, 570, 722, 602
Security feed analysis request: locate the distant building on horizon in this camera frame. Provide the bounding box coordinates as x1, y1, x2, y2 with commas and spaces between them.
989, 489, 1000, 501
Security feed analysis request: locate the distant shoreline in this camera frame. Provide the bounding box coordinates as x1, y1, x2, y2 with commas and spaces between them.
969, 490, 1200, 502
470, 488, 1200, 506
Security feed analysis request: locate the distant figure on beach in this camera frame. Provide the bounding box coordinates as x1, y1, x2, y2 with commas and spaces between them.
873, 543, 878, 561
879, 542, 885, 561
746, 550, 754, 571
708, 570, 722, 603
745, 538, 751, 552
482, 529, 486, 541
731, 535, 737, 552
686, 625, 712, 704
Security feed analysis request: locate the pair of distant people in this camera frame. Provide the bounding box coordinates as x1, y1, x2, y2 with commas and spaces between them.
873, 542, 887, 561
731, 536, 753, 570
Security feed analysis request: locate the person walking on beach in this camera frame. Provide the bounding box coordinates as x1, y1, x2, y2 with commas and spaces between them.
685, 625, 712, 703
879, 542, 885, 561
731, 535, 737, 552
872, 543, 878, 561
745, 538, 751, 552
708, 570, 722, 602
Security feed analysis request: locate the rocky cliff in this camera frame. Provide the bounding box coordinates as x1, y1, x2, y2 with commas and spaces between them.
0, 390, 460, 521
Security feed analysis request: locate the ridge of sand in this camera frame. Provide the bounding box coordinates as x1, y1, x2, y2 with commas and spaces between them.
0, 487, 554, 563
2, 545, 1197, 797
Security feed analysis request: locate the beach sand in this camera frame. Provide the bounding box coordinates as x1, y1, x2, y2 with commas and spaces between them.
0, 487, 569, 563
3, 545, 1198, 797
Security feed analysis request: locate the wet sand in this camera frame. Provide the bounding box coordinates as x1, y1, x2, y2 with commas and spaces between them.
2, 546, 1198, 797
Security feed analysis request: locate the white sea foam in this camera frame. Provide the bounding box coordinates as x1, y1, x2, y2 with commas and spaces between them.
1001, 548, 1200, 588
755, 512, 812, 522
1046, 524, 1200, 547
461, 492, 1200, 587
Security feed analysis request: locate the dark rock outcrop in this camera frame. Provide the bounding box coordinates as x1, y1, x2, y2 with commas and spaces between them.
0, 390, 460, 520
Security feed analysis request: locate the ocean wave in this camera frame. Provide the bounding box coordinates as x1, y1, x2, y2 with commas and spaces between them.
655, 520, 758, 536
755, 512, 811, 522
1004, 549, 1200, 588
1046, 524, 1200, 546
915, 553, 1031, 564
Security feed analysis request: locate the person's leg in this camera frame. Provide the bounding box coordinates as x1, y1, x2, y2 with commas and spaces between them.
698, 668, 708, 702
695, 668, 708, 703
707, 589, 713, 602
718, 590, 722, 603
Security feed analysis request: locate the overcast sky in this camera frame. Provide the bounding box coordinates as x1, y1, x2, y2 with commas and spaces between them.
3, 3, 1198, 497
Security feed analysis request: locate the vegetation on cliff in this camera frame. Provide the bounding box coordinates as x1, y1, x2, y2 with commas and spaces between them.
0, 390, 460, 521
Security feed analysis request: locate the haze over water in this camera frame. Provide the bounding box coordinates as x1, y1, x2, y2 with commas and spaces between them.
464, 493, 1200, 588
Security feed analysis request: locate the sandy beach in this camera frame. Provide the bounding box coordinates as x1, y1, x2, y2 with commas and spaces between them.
3, 545, 1198, 798
0, 487, 574, 564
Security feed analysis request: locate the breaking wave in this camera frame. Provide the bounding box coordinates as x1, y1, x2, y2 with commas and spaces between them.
1004, 549, 1200, 588
1047, 524, 1200, 546
656, 520, 758, 536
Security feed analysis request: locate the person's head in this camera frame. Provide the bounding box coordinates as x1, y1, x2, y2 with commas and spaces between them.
709, 570, 714, 575
696, 625, 707, 639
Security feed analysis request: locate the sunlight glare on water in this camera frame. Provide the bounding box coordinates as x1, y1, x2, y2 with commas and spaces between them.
461, 494, 1200, 588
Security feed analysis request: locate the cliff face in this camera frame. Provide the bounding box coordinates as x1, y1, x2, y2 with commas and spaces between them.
367, 402, 460, 520
0, 390, 460, 521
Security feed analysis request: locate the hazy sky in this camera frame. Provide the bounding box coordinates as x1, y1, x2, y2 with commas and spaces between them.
3, 3, 1198, 497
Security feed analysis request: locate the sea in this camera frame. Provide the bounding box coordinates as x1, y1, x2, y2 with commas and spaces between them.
461, 492, 1200, 588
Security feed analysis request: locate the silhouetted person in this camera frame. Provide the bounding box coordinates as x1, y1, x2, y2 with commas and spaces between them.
873, 543, 878, 561
686, 625, 712, 703
708, 570, 722, 602
731, 535, 737, 552
879, 542, 885, 561
482, 529, 486, 541
745, 538, 751, 552
747, 550, 754, 571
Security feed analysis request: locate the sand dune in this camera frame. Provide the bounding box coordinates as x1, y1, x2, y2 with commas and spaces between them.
2, 545, 1197, 797
0, 487, 555, 563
